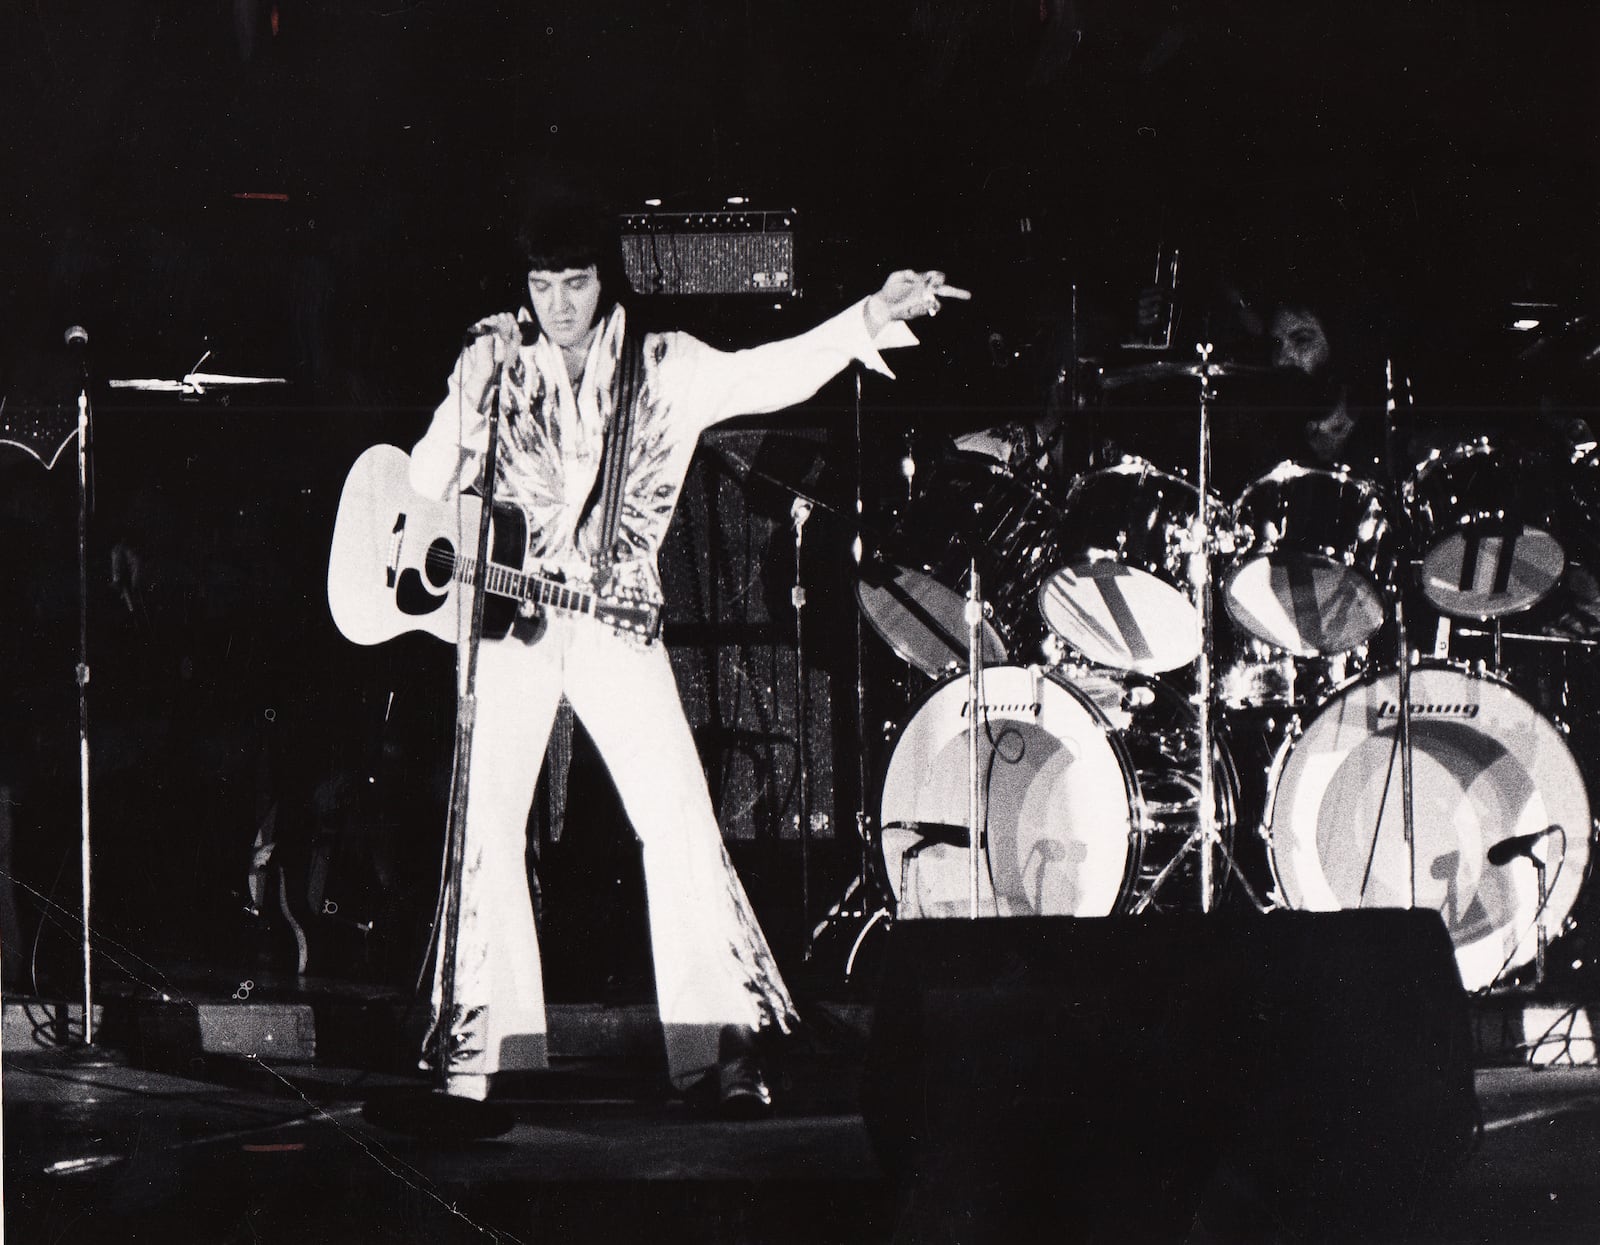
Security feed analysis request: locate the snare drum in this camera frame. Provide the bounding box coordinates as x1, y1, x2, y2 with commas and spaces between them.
879, 664, 1238, 919
1224, 462, 1393, 656
857, 452, 1061, 678
1405, 438, 1566, 619
1216, 634, 1369, 712
1040, 458, 1214, 673
1263, 660, 1591, 991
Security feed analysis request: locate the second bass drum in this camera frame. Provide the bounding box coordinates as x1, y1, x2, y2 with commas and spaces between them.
1263, 660, 1592, 991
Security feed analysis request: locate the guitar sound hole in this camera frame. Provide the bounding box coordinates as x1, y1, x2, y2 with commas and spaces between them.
425, 538, 455, 589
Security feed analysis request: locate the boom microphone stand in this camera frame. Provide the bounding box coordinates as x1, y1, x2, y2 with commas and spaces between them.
1385, 360, 1419, 908
809, 370, 894, 973
69, 327, 96, 1044
965, 563, 987, 919
791, 495, 814, 956
434, 342, 509, 1089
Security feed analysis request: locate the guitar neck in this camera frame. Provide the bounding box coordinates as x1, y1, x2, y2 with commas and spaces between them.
452, 554, 596, 618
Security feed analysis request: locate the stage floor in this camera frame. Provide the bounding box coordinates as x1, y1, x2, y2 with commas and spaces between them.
7, 997, 1600, 1244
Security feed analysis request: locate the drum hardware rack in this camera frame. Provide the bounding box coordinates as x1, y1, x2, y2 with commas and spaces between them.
1457, 626, 1600, 650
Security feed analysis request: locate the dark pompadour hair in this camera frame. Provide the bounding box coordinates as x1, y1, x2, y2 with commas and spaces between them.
514, 189, 630, 319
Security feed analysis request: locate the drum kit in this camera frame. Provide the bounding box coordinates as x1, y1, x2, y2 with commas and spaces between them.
853, 351, 1598, 994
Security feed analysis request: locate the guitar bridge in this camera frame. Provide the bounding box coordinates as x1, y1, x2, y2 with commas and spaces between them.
386, 513, 406, 588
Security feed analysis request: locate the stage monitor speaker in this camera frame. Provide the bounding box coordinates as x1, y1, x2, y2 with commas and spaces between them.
621, 210, 797, 297
862, 911, 1478, 1244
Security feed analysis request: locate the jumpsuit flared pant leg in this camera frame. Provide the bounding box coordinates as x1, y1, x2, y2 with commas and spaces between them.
434, 616, 795, 1097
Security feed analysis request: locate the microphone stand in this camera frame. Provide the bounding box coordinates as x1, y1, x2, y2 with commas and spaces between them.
810, 370, 898, 975
434, 350, 508, 1089
965, 561, 986, 919
1533, 853, 1549, 987
71, 337, 96, 1045
790, 495, 813, 957
1385, 360, 1418, 908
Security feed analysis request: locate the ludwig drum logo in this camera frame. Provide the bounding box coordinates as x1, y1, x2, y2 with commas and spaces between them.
1375, 698, 1479, 720
960, 699, 1042, 719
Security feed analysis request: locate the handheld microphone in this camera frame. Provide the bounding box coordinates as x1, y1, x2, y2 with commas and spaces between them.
462, 319, 536, 348
1487, 826, 1560, 867
64, 325, 90, 388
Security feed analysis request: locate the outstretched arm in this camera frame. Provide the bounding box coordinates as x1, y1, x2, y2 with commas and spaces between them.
674, 269, 968, 430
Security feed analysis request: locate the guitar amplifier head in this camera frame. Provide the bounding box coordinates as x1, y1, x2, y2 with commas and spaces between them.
621, 210, 798, 297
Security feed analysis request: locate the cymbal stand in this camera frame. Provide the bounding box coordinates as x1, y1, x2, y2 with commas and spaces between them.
1192, 347, 1217, 910
1132, 344, 1263, 914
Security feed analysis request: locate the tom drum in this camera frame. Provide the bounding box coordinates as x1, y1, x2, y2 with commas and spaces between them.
1040, 458, 1214, 674
857, 452, 1061, 677
1224, 462, 1393, 656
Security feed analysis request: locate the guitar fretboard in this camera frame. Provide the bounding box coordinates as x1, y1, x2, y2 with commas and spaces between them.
439, 550, 597, 617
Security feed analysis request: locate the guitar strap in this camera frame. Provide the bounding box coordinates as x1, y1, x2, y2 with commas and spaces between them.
588, 329, 645, 588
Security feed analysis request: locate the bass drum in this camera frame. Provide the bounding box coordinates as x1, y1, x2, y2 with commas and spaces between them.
879, 665, 1238, 919
1264, 661, 1592, 991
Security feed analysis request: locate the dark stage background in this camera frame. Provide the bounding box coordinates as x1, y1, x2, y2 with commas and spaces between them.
1, 1, 1597, 993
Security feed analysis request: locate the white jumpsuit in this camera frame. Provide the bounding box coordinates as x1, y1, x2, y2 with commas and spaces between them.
408, 298, 915, 1096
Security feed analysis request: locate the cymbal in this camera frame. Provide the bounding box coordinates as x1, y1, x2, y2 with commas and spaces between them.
110, 372, 288, 394
1094, 359, 1271, 390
